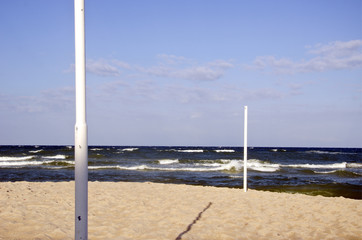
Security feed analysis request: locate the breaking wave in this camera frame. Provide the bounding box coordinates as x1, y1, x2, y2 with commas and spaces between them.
158, 159, 179, 165
214, 149, 235, 153
283, 162, 348, 169
0, 161, 43, 167
89, 159, 280, 173
42, 155, 67, 160
121, 148, 139, 152
0, 156, 34, 161
177, 149, 204, 153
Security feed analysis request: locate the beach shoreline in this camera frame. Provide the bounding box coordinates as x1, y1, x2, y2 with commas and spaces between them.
1, 146, 361, 200
0, 181, 361, 240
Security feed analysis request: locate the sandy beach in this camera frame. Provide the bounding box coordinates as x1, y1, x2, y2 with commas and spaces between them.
0, 181, 361, 240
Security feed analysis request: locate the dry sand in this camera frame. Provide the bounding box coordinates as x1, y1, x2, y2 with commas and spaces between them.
0, 181, 361, 240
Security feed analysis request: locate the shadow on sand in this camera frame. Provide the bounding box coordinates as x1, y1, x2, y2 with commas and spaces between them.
175, 202, 213, 240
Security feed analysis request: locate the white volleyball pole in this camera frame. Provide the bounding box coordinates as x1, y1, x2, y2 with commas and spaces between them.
74, 0, 88, 239
243, 106, 248, 192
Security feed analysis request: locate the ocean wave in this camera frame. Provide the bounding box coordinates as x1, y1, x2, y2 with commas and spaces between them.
0, 160, 43, 167
228, 175, 243, 179
314, 170, 338, 174
313, 169, 361, 177
43, 160, 75, 166
214, 149, 235, 153
160, 149, 204, 153
194, 160, 242, 171
29, 149, 43, 153
89, 153, 105, 159
189, 159, 280, 172
347, 163, 362, 168
90, 148, 103, 151
158, 159, 179, 165
249, 165, 280, 172
305, 150, 356, 155
195, 162, 223, 167
0, 156, 34, 161
89, 165, 148, 170
42, 155, 67, 160
121, 148, 139, 152
88, 159, 280, 173
247, 159, 280, 172
192, 159, 230, 164
177, 149, 204, 153
89, 163, 234, 172
270, 149, 287, 152
283, 162, 347, 169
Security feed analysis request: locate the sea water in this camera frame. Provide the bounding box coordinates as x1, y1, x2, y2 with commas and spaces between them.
0, 145, 361, 199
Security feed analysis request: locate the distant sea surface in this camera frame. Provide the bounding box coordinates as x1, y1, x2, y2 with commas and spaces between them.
0, 145, 361, 199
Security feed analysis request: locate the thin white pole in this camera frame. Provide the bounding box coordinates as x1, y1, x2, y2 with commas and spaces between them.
74, 0, 88, 239
243, 106, 248, 192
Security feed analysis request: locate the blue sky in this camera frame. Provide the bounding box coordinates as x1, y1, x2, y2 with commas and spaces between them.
0, 0, 361, 147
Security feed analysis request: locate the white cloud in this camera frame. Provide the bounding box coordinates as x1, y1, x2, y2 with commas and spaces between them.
69, 55, 234, 81
142, 56, 234, 81
86, 59, 121, 77
307, 40, 362, 57
246, 40, 362, 74
156, 54, 191, 65
99, 80, 129, 97
244, 88, 286, 100
111, 59, 132, 70
173, 65, 224, 81
0, 87, 74, 113
208, 59, 235, 69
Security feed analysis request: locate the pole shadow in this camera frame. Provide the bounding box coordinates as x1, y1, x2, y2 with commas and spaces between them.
175, 202, 213, 240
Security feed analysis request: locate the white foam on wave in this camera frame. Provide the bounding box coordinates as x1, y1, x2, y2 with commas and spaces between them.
347, 163, 362, 168
43, 160, 75, 165
197, 159, 280, 172
221, 160, 243, 171
0, 159, 75, 167
171, 159, 280, 172
29, 149, 43, 153
162, 160, 272, 172
248, 160, 280, 172
229, 175, 243, 179
89, 165, 147, 170
90, 148, 103, 151
214, 149, 235, 153
0, 156, 34, 161
42, 155, 67, 160
122, 148, 139, 152
195, 162, 223, 167
88, 166, 109, 170
314, 170, 338, 174
158, 159, 179, 165
284, 162, 347, 169
305, 150, 356, 155
177, 149, 204, 153
270, 149, 287, 152
120, 165, 148, 170
89, 159, 281, 173
89, 159, 362, 174
89, 164, 226, 172
0, 161, 43, 167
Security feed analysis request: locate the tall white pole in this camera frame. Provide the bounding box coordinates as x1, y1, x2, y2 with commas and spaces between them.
74, 0, 88, 239
243, 106, 248, 192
